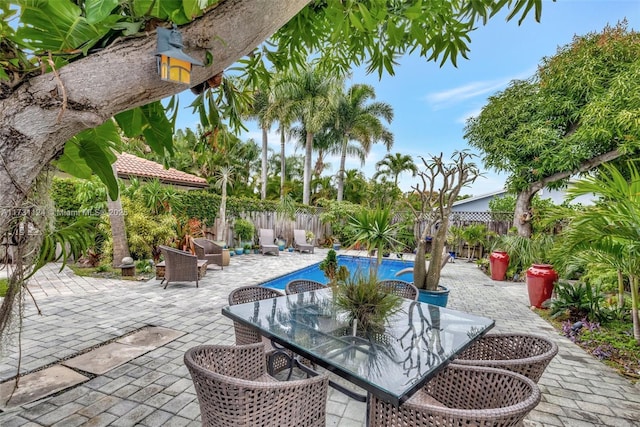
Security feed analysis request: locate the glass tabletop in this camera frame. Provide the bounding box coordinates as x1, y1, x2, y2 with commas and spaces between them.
222, 288, 494, 405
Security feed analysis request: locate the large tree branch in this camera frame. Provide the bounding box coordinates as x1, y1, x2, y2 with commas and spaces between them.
0, 0, 310, 234
514, 148, 624, 236
531, 148, 623, 193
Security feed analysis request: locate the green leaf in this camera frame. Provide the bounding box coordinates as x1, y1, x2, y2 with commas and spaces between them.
16, 0, 116, 54
115, 102, 174, 155
58, 120, 121, 199
132, 0, 184, 19
140, 102, 175, 155
55, 140, 93, 179
114, 108, 144, 137
85, 0, 118, 24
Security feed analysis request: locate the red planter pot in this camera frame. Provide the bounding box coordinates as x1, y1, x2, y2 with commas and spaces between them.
489, 251, 509, 281
526, 264, 558, 308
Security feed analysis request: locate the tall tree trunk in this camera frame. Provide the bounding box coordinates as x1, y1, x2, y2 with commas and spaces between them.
0, 0, 310, 240
261, 126, 268, 200
336, 138, 348, 202
618, 269, 625, 309
302, 131, 314, 205
280, 129, 286, 200
513, 187, 537, 237
108, 162, 130, 267
218, 177, 228, 244
425, 215, 450, 290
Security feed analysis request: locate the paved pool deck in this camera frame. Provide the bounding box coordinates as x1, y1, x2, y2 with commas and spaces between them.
0, 249, 639, 426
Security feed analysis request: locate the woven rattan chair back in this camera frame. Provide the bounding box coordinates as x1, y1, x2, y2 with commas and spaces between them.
184, 343, 328, 427
285, 279, 327, 295
369, 364, 541, 427
159, 245, 199, 289
193, 238, 224, 269
452, 333, 558, 382
228, 286, 284, 345
378, 279, 419, 300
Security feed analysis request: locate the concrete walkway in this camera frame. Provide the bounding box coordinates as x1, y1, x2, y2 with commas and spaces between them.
0, 249, 638, 426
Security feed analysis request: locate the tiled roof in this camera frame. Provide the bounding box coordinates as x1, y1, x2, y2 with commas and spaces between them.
114, 152, 208, 188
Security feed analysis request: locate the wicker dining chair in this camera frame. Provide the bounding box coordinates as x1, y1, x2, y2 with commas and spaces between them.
228, 285, 292, 374
378, 279, 419, 301
185, 343, 328, 427
285, 279, 327, 295
159, 245, 203, 289
451, 333, 558, 382
369, 364, 541, 427
193, 238, 224, 270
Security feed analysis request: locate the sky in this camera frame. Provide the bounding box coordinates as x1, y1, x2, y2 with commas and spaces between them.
175, 0, 640, 198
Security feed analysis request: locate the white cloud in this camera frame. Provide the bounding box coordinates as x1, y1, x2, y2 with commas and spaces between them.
426, 68, 535, 110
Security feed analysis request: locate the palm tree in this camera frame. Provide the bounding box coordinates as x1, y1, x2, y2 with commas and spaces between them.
373, 153, 417, 188
562, 161, 640, 343
213, 166, 235, 244
275, 65, 340, 205
247, 87, 273, 200
342, 169, 368, 204
330, 84, 394, 201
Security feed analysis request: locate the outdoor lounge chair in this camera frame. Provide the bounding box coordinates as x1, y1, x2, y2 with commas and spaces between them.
184, 343, 328, 427
378, 279, 419, 300
259, 228, 279, 256
293, 229, 314, 253
159, 245, 207, 289
451, 333, 558, 383
285, 279, 327, 295
369, 364, 541, 427
228, 286, 291, 374
193, 238, 224, 270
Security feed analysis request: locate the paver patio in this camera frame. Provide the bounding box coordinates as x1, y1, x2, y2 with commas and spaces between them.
0, 249, 639, 426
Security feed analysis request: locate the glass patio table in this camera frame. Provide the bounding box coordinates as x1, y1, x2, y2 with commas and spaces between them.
222, 288, 494, 407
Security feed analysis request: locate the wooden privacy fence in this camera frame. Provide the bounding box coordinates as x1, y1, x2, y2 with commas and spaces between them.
203, 209, 514, 250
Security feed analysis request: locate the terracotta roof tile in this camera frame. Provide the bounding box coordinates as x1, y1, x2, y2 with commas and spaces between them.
115, 153, 207, 188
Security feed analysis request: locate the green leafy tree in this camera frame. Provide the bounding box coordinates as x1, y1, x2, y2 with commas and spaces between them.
465, 23, 640, 237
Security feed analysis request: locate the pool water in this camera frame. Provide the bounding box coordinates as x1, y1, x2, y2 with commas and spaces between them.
260, 255, 416, 291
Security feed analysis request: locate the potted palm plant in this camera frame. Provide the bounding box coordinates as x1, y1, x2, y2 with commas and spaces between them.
233, 218, 254, 254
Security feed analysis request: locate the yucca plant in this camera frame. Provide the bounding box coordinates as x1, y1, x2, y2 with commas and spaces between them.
348, 206, 401, 267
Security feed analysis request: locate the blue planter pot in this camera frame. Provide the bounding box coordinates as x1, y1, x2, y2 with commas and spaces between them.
417, 286, 450, 307
235, 248, 244, 255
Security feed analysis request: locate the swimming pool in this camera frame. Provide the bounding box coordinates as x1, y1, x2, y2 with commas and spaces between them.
260, 255, 416, 291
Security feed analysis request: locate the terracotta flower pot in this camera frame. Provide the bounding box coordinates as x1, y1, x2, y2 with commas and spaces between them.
526, 264, 558, 308
489, 251, 509, 281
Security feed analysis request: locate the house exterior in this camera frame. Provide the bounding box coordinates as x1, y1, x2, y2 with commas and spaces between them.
452, 186, 595, 213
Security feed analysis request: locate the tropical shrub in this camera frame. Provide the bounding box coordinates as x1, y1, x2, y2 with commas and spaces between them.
100, 197, 177, 263
233, 218, 255, 244
546, 281, 606, 322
